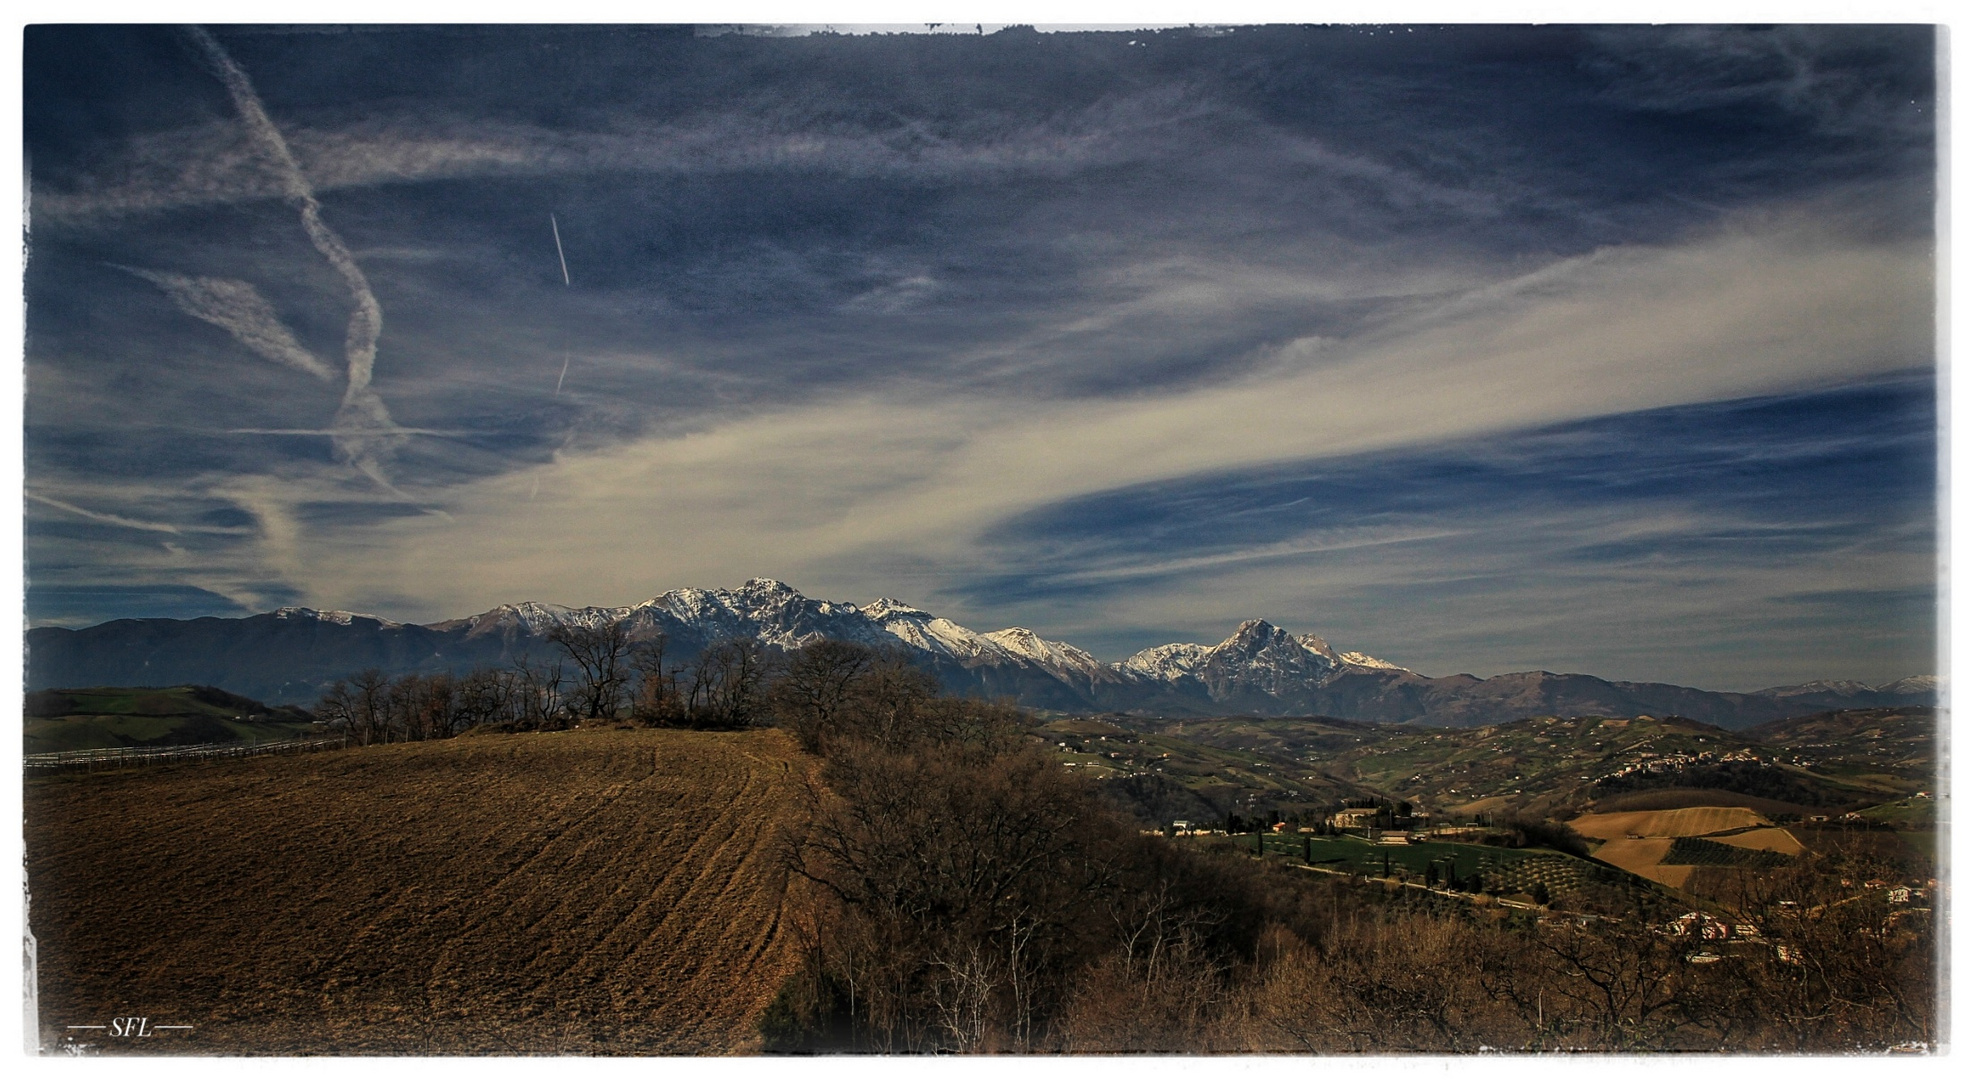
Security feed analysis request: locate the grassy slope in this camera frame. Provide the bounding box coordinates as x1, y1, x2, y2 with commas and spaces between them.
27, 726, 815, 1054
25, 685, 318, 754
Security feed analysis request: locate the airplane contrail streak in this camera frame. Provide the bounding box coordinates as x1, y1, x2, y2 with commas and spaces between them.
184, 26, 381, 396
556, 354, 570, 394
551, 213, 571, 286
183, 25, 412, 492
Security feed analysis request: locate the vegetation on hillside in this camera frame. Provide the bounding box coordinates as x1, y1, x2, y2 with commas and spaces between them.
25, 685, 318, 754
753, 642, 1937, 1053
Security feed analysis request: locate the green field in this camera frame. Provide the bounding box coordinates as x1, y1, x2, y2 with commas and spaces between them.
25, 686, 318, 755
1854, 795, 1940, 827
1201, 831, 1650, 910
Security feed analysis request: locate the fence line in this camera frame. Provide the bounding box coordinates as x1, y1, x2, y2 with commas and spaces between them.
25, 735, 350, 774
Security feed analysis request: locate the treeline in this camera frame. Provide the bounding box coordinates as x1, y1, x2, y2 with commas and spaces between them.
314, 624, 811, 743
758, 643, 1935, 1053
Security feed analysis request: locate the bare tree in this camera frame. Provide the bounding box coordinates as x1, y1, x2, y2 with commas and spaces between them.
684, 638, 770, 729
840, 649, 940, 750
547, 621, 633, 721
516, 654, 568, 728
345, 668, 391, 744
628, 634, 680, 726
773, 639, 875, 751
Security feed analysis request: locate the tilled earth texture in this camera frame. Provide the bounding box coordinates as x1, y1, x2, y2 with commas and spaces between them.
26, 727, 818, 1054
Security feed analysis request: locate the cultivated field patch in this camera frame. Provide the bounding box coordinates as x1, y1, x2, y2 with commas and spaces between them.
1584, 837, 1674, 878
27, 727, 816, 1054
1708, 827, 1806, 856
1568, 806, 1768, 842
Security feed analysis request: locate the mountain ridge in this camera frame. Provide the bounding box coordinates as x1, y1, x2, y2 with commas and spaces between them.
26, 579, 1937, 728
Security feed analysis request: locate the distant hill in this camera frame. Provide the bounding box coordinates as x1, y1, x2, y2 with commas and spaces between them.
23, 685, 318, 755
1034, 715, 1384, 828
1146, 709, 1941, 822
26, 579, 1937, 727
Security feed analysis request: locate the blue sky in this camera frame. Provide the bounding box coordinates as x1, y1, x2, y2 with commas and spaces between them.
22, 24, 1936, 689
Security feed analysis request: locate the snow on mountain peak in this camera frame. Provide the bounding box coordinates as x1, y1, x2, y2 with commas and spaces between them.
860, 597, 932, 621
272, 606, 399, 628
1121, 642, 1211, 680
1337, 650, 1408, 671
1223, 618, 1279, 645
1879, 675, 1940, 695
735, 578, 800, 603
983, 627, 1102, 674
1296, 632, 1335, 655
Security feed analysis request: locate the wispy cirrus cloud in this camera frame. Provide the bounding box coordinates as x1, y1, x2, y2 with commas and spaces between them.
257, 207, 1927, 635
115, 267, 337, 380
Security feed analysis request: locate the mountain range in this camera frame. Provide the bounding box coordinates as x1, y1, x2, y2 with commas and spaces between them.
24, 579, 1938, 729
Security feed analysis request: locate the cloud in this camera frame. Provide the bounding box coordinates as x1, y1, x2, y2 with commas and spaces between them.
28, 492, 191, 535
28, 91, 1209, 224
115, 267, 337, 380
265, 205, 1928, 627
181, 25, 403, 486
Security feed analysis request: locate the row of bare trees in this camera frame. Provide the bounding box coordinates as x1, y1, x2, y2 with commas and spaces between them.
312, 628, 957, 743
313, 660, 568, 744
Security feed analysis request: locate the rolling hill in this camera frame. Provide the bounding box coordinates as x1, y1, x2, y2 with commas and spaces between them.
24, 685, 319, 755
1120, 709, 1941, 823
26, 727, 816, 1054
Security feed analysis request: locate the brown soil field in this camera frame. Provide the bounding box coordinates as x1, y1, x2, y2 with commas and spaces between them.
1568, 806, 1768, 842
26, 726, 818, 1055
1709, 827, 1806, 856
1582, 837, 1690, 889
1588, 789, 1817, 817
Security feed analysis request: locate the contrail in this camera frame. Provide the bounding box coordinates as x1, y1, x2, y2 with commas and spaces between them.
115, 266, 337, 381
551, 213, 571, 286
550, 216, 571, 395
182, 25, 405, 483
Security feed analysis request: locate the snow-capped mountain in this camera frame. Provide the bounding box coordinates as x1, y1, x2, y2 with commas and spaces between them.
1113, 619, 1409, 714
25, 579, 1939, 727
272, 606, 402, 629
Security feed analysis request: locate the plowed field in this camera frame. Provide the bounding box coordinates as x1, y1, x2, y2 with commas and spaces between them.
1582, 838, 1691, 889
1572, 806, 1803, 891
1569, 806, 1768, 842
26, 727, 817, 1054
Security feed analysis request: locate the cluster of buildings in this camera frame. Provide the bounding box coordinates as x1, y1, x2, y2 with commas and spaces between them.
1597, 746, 1763, 784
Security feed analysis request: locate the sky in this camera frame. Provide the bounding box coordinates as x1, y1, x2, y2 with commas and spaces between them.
20, 22, 1939, 691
